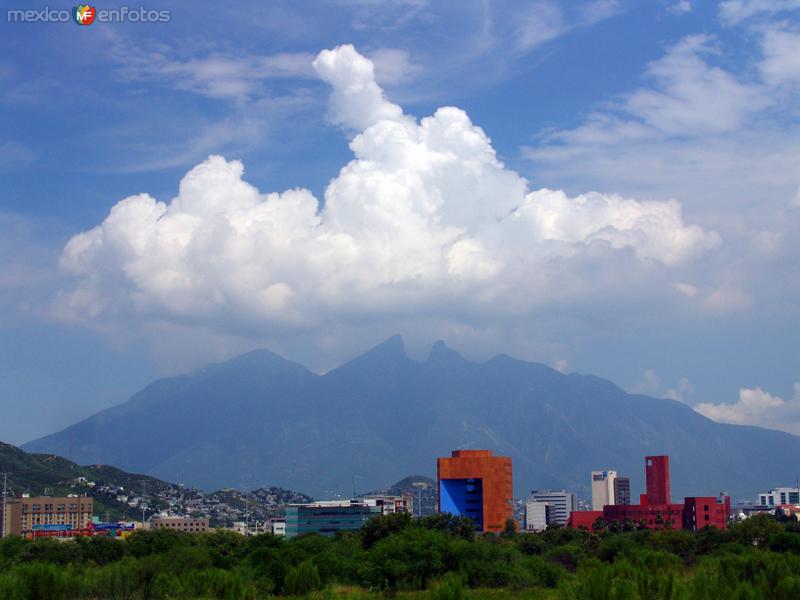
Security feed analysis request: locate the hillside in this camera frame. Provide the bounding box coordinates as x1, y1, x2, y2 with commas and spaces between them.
23, 337, 800, 502
0, 441, 172, 522
0, 443, 313, 525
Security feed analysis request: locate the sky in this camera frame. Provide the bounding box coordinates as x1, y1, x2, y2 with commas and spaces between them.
1, 0, 799, 445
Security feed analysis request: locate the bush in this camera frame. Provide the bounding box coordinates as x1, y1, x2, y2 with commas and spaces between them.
429, 572, 465, 600
284, 560, 322, 595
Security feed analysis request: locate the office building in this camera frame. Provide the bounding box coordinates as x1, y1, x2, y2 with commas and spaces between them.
757, 487, 800, 507
529, 490, 576, 527
284, 501, 381, 539
2, 495, 93, 537
569, 455, 730, 531
614, 477, 631, 505
150, 516, 210, 533
437, 449, 513, 533
591, 470, 617, 510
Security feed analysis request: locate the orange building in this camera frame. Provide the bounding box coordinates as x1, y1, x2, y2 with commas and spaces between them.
437, 449, 513, 533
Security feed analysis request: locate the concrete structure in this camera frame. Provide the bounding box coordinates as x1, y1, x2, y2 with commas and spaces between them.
569, 455, 730, 532
270, 517, 286, 536
150, 516, 210, 533
758, 487, 800, 507
2, 495, 93, 537
591, 470, 617, 510
284, 501, 380, 539
437, 449, 513, 533
528, 490, 576, 527
614, 477, 631, 505
524, 501, 549, 532
361, 494, 413, 515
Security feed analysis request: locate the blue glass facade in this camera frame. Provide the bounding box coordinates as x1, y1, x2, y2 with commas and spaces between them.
439, 477, 483, 530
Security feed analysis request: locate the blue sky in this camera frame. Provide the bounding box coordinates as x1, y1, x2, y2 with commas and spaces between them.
1, 0, 799, 445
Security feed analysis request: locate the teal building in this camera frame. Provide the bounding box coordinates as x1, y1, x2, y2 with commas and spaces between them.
284, 501, 381, 539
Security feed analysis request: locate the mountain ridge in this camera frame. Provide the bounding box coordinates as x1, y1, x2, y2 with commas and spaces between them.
23, 336, 800, 501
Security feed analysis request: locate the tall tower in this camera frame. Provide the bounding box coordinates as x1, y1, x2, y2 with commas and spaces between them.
645, 455, 671, 505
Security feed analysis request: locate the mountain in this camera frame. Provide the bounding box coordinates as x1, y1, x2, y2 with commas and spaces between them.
23, 337, 800, 501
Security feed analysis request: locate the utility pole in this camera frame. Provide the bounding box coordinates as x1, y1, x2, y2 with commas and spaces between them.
141, 482, 146, 529
1, 473, 7, 539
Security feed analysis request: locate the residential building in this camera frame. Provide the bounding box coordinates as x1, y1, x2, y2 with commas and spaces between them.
1, 495, 93, 537
528, 490, 576, 527
591, 470, 617, 510
758, 487, 800, 507
614, 477, 631, 505
284, 501, 380, 539
150, 516, 209, 533
437, 449, 514, 533
569, 455, 730, 532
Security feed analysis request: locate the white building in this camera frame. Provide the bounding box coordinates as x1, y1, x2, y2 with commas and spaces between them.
758, 487, 800, 507
528, 490, 576, 527
270, 517, 286, 536
591, 470, 617, 511
524, 501, 549, 532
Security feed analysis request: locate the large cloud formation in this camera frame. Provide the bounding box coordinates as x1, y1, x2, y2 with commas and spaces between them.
58, 45, 719, 338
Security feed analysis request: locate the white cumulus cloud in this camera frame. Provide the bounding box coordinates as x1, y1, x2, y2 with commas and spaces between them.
695, 384, 800, 435
56, 45, 719, 342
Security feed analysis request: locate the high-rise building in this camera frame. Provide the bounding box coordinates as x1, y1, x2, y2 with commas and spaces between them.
614, 477, 631, 505
645, 456, 671, 505
284, 501, 381, 539
757, 487, 800, 507
1, 495, 93, 537
437, 449, 513, 533
527, 490, 575, 528
591, 470, 617, 510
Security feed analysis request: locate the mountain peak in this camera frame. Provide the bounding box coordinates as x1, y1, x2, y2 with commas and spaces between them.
358, 335, 407, 360
198, 348, 311, 378
427, 340, 470, 365
324, 335, 410, 380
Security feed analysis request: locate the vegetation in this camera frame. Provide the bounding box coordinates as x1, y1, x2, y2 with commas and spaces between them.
1, 513, 800, 598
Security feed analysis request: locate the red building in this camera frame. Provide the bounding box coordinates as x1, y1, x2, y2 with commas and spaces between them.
437, 450, 514, 533
645, 455, 671, 505
568, 455, 730, 532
